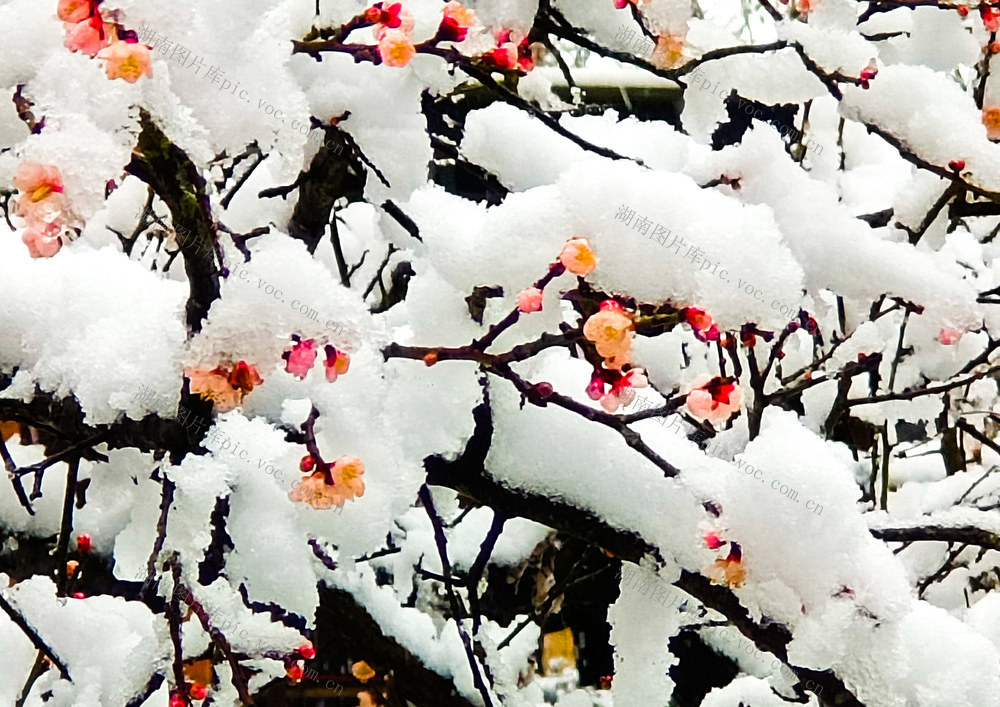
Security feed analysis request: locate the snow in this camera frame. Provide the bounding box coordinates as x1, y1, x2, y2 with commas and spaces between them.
2, 575, 169, 706
4, 0, 1000, 704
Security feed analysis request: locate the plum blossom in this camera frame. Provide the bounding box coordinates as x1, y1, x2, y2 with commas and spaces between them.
586, 370, 605, 401
859, 59, 878, 89
290, 455, 365, 508
985, 106, 1000, 140
517, 287, 543, 313
283, 337, 318, 378
367, 2, 413, 40
187, 361, 262, 412
14, 162, 64, 214
698, 519, 729, 550
558, 238, 597, 275
64, 15, 107, 57
686, 375, 741, 422
323, 345, 351, 382
57, 0, 95, 23
939, 327, 963, 345
352, 661, 376, 682
682, 306, 719, 342
76, 533, 92, 552
483, 42, 518, 70
332, 455, 365, 499
703, 531, 725, 550
290, 473, 338, 509
653, 34, 687, 69
12, 162, 67, 258
439, 2, 476, 42
706, 542, 745, 588
378, 29, 416, 67
228, 360, 263, 394
21, 224, 62, 259
740, 323, 775, 348
583, 301, 634, 370
983, 4, 1000, 31
97, 39, 152, 82
599, 368, 648, 413
188, 684, 208, 700
483, 30, 535, 72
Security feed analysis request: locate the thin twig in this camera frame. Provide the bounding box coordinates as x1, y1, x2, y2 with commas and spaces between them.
846, 365, 1000, 407
418, 485, 495, 707
0, 591, 72, 680
0, 437, 34, 516
55, 458, 80, 595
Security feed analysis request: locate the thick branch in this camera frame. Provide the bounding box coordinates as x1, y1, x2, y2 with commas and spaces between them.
125, 110, 220, 334
315, 584, 479, 707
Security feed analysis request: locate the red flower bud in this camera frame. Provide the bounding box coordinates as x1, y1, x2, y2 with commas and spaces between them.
586, 371, 606, 401
169, 694, 187, 707
958, 4, 969, 16
438, 16, 468, 42
72, 592, 86, 599
189, 684, 208, 700
533, 382, 554, 399
287, 663, 304, 681
76, 533, 92, 553
983, 4, 1000, 31
300, 455, 316, 472
297, 643, 316, 660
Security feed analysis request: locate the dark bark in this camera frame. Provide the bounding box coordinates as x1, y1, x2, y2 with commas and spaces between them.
125, 109, 219, 334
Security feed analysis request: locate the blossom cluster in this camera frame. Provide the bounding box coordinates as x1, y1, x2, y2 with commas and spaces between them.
369, 2, 477, 67
59, 0, 152, 82
353, 2, 535, 73
282, 336, 350, 383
